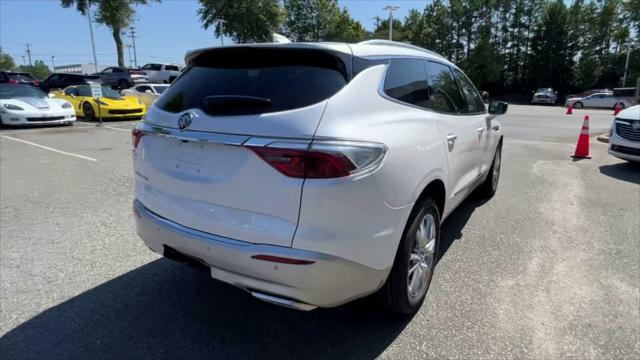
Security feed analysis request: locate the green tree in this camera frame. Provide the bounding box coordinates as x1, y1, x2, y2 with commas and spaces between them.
198, 0, 282, 43
325, 7, 367, 42
525, 1, 573, 95
16, 60, 51, 80
61, 0, 159, 67
282, 0, 335, 41
281, 1, 365, 42
0, 48, 16, 71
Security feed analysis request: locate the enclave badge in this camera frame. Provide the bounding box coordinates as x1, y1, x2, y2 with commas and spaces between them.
178, 112, 193, 130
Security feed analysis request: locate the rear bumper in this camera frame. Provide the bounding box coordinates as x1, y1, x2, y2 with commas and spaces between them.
133, 199, 389, 309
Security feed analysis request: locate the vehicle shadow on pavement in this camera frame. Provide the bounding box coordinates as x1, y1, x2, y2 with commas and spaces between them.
599, 162, 640, 185
439, 195, 490, 261
0, 259, 412, 359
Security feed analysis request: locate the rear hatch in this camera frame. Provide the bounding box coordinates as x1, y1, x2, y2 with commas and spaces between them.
134, 45, 352, 247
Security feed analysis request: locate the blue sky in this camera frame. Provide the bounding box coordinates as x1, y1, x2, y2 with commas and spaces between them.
0, 0, 428, 67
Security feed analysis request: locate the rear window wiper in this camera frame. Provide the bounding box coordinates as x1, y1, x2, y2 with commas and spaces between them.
203, 95, 271, 114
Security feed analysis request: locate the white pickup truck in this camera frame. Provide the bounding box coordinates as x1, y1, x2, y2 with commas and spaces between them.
140, 63, 183, 83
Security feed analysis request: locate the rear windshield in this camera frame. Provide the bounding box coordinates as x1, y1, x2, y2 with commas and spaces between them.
155, 47, 349, 115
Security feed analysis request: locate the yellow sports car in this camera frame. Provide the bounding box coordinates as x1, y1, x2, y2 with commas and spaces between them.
53, 85, 146, 121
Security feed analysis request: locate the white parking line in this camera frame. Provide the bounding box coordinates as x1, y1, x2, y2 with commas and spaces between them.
0, 123, 93, 135
103, 125, 131, 132
0, 135, 98, 162
76, 121, 132, 132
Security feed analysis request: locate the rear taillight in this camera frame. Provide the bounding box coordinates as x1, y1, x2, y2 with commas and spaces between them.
32, 80, 40, 86
132, 127, 144, 149
247, 140, 386, 179
7, 79, 18, 84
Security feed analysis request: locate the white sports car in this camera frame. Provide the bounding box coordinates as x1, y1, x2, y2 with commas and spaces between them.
122, 83, 169, 109
0, 84, 76, 126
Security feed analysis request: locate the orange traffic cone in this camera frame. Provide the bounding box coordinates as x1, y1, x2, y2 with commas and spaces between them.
566, 105, 573, 115
613, 103, 622, 115
572, 115, 591, 159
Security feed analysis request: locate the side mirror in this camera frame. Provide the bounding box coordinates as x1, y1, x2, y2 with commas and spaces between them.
488, 101, 508, 115
481, 91, 490, 103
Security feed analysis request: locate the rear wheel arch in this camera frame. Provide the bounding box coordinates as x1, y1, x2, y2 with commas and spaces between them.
413, 179, 446, 224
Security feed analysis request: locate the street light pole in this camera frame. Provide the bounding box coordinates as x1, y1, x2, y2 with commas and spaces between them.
51, 56, 55, 70
126, 45, 133, 68
86, 1, 99, 73
216, 19, 226, 46
383, 5, 400, 41
622, 42, 631, 87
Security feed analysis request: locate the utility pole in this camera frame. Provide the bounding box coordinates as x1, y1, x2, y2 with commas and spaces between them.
127, 27, 139, 67
25, 43, 32, 66
216, 19, 226, 46
622, 42, 631, 87
87, 1, 99, 73
51, 56, 55, 70
126, 44, 133, 68
382, 5, 399, 41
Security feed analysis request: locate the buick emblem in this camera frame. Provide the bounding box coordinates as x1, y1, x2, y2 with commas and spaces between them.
178, 112, 193, 130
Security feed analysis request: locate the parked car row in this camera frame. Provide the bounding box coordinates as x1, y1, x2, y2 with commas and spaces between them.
0, 81, 159, 125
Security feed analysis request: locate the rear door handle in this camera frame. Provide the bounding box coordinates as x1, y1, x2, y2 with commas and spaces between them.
446, 134, 457, 142
477, 127, 485, 134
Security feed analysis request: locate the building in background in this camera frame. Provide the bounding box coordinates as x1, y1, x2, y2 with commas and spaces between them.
53, 63, 109, 75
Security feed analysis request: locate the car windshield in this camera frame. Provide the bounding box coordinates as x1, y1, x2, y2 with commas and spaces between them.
76, 85, 122, 99
0, 84, 46, 98
153, 85, 169, 94
7, 73, 35, 81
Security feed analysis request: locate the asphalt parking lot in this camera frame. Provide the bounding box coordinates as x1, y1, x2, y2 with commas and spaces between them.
0, 105, 638, 359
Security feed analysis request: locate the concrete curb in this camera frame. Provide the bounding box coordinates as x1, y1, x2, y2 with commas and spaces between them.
596, 134, 609, 143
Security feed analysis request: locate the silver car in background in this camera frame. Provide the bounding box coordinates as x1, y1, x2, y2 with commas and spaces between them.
531, 87, 558, 105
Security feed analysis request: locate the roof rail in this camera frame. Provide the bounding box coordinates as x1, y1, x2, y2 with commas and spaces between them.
356, 40, 447, 60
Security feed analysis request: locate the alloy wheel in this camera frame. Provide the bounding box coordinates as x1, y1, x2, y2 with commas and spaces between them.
408, 213, 436, 299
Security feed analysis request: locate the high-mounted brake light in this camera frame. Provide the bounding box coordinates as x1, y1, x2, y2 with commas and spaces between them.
132, 127, 145, 149
247, 140, 386, 179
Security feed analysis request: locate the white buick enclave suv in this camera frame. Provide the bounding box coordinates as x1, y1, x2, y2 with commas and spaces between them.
132, 40, 507, 314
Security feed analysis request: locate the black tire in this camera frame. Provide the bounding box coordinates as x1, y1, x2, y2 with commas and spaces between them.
573, 101, 583, 109
379, 197, 440, 315
82, 102, 95, 122
476, 142, 502, 198
118, 79, 130, 89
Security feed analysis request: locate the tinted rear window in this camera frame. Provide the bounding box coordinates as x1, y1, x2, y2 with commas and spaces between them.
156, 48, 349, 115
383, 59, 428, 108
